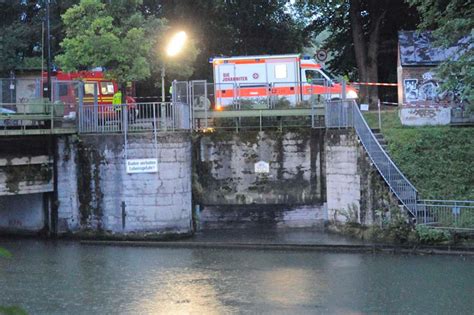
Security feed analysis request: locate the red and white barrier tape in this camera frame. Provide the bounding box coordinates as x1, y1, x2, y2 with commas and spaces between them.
350, 82, 398, 87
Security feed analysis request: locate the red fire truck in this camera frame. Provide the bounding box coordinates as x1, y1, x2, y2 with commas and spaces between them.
45, 70, 136, 120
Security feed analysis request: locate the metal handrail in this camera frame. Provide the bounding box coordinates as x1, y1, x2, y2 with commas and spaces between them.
418, 199, 474, 204
77, 102, 190, 134
351, 101, 418, 217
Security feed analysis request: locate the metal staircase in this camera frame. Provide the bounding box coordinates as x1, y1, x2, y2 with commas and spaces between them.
327, 100, 473, 229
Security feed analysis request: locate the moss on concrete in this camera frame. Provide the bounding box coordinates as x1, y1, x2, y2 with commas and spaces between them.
4, 161, 52, 194
75, 139, 105, 227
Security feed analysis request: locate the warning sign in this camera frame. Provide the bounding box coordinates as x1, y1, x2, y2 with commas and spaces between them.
126, 159, 158, 174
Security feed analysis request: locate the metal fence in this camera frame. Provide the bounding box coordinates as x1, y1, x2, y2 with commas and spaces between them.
78, 102, 190, 134
0, 79, 81, 133
183, 80, 331, 131
325, 100, 354, 128
417, 200, 474, 228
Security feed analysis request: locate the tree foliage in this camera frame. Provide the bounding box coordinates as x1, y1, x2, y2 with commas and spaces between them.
294, 0, 419, 105
56, 0, 198, 87
149, 0, 307, 79
0, 1, 43, 75
407, 0, 473, 102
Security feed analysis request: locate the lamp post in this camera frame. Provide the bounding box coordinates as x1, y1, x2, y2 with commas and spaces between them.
45, 0, 52, 101
162, 31, 187, 102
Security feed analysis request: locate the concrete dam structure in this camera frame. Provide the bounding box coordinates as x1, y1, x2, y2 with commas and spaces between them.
0, 127, 398, 236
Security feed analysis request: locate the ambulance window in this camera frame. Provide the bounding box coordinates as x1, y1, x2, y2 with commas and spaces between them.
305, 70, 325, 83
84, 83, 96, 96
101, 82, 115, 95
275, 64, 287, 79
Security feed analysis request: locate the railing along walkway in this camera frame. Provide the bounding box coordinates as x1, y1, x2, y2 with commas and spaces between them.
417, 200, 474, 229
77, 102, 190, 134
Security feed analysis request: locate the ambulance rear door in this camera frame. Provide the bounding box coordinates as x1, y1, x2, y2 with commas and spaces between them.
214, 62, 236, 106
233, 59, 268, 105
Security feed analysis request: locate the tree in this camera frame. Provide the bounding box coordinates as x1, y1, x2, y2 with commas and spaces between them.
407, 0, 473, 102
0, 1, 43, 75
146, 0, 307, 80
295, 0, 419, 106
56, 0, 198, 98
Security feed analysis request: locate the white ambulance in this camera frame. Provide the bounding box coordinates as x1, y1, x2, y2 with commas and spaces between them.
211, 54, 357, 108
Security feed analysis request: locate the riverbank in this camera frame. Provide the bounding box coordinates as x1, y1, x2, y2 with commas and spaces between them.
2, 226, 474, 255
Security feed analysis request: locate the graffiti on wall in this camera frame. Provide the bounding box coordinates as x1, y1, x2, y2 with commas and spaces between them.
403, 71, 467, 105
404, 79, 419, 101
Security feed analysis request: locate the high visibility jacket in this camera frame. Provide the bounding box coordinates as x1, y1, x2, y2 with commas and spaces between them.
113, 91, 122, 110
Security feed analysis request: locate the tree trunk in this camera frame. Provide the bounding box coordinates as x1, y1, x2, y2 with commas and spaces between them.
367, 9, 385, 107
349, 0, 385, 108
349, 0, 369, 104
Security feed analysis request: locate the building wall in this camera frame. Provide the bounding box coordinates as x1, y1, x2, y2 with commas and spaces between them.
57, 133, 193, 235
398, 66, 456, 126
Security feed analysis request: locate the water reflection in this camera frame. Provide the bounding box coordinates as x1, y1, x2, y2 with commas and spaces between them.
136, 271, 229, 314
259, 268, 323, 305
0, 239, 473, 314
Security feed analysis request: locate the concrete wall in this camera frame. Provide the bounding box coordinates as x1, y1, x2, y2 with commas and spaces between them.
325, 131, 361, 222
399, 107, 451, 126
194, 130, 327, 228
194, 129, 399, 229
325, 129, 400, 225
0, 127, 402, 235
57, 133, 192, 235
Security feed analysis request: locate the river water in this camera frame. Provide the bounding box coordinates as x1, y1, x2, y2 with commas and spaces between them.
0, 238, 473, 314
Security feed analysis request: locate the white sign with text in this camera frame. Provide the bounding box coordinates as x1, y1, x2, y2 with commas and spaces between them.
126, 159, 158, 174
254, 161, 270, 174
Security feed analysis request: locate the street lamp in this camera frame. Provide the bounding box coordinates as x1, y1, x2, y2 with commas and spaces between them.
162, 31, 187, 102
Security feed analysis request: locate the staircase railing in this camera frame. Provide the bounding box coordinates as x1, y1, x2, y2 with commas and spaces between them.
352, 102, 418, 217
334, 101, 418, 218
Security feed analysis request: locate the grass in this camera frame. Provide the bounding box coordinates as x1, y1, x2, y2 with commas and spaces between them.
363, 110, 474, 200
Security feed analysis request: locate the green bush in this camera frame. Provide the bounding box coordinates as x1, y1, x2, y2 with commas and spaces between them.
416, 225, 452, 244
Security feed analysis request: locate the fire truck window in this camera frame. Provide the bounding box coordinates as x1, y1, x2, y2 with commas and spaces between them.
59, 84, 68, 96
84, 83, 96, 96
101, 82, 115, 95
275, 64, 287, 79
